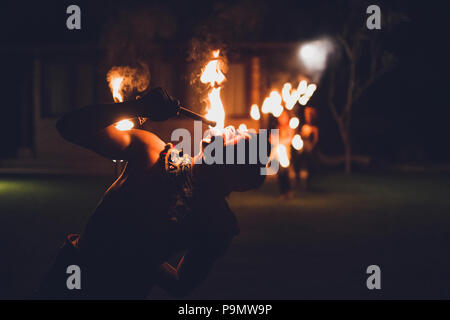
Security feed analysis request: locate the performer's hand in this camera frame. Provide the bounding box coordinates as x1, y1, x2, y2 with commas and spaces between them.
139, 87, 181, 121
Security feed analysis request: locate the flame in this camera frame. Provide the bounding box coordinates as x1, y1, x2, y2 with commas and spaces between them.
109, 76, 134, 131
201, 50, 226, 129
292, 134, 303, 150
111, 77, 124, 103
289, 117, 300, 129
115, 119, 134, 131
107, 64, 150, 103
250, 104, 261, 120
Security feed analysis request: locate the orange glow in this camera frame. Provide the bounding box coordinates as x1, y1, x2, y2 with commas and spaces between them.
200, 50, 226, 129
115, 119, 134, 131
250, 104, 261, 120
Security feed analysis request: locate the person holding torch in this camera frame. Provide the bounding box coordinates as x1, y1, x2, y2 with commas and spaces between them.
37, 88, 270, 299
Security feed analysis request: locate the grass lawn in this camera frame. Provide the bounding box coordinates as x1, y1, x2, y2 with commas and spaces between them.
0, 171, 449, 299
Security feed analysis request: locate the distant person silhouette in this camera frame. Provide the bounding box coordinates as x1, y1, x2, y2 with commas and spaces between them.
298, 107, 319, 188
276, 111, 295, 199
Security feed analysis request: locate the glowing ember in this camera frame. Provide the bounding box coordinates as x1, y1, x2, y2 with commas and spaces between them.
289, 117, 300, 129
250, 104, 261, 120
292, 134, 303, 150
200, 50, 226, 129
115, 119, 134, 131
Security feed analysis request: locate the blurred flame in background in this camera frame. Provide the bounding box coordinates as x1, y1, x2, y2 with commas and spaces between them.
277, 145, 290, 168
107, 64, 150, 132
289, 117, 300, 129
261, 78, 317, 168
200, 50, 226, 129
282, 83, 300, 110
250, 104, 261, 120
292, 134, 303, 151
261, 90, 284, 118
261, 80, 316, 118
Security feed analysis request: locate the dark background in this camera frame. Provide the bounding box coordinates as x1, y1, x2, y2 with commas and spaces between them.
0, 0, 449, 300
0, 0, 449, 164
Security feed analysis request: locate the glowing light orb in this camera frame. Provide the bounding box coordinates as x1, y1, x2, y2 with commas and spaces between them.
292, 134, 303, 150
277, 145, 290, 168
250, 104, 261, 120
289, 117, 300, 129
299, 39, 333, 72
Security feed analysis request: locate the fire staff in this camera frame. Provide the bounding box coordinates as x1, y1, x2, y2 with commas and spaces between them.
37, 88, 269, 299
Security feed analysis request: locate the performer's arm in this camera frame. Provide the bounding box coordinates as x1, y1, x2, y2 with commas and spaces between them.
56, 88, 178, 160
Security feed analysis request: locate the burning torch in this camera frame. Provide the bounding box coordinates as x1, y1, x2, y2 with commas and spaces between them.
111, 87, 216, 127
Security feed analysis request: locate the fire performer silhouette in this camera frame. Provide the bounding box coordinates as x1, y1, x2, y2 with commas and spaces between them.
298, 107, 319, 188
37, 88, 270, 299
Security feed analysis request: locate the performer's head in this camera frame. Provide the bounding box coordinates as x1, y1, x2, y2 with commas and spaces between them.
197, 126, 271, 194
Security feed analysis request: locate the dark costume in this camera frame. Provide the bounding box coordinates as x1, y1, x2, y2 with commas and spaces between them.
296, 127, 318, 187
277, 166, 291, 195
37, 144, 239, 299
